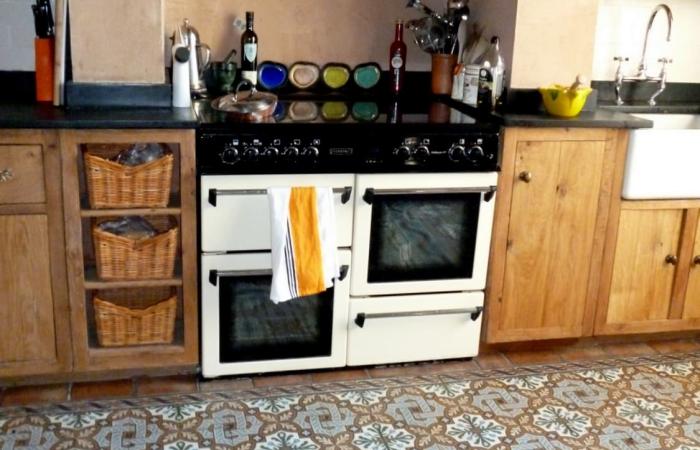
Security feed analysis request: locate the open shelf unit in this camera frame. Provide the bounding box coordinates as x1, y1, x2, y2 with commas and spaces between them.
61, 129, 198, 373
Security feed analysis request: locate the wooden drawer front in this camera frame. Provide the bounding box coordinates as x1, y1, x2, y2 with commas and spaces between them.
347, 292, 483, 366
0, 145, 45, 204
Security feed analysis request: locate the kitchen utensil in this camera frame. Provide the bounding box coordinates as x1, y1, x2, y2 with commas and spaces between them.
181, 19, 211, 96
204, 61, 237, 96
258, 61, 288, 91
172, 25, 191, 107
322, 64, 351, 90
223, 48, 237, 65
353, 63, 381, 89
211, 80, 278, 122
407, 17, 447, 53
35, 37, 54, 102
289, 62, 321, 90
539, 82, 593, 118
406, 0, 449, 25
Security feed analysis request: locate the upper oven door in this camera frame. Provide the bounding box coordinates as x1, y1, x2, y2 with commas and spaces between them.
201, 174, 355, 252
201, 249, 351, 378
350, 173, 497, 296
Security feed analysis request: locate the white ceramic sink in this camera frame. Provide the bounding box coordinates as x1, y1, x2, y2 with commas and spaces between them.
622, 114, 700, 200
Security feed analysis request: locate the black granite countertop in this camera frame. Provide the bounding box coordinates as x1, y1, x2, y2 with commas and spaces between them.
0, 103, 197, 129
500, 109, 654, 129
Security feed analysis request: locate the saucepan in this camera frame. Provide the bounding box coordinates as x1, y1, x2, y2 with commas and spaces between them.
211, 80, 278, 122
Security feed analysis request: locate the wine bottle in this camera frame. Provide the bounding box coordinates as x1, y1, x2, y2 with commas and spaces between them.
241, 11, 258, 86
389, 20, 407, 95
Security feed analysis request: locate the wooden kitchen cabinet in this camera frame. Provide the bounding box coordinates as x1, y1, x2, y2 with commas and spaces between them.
0, 130, 72, 378
485, 128, 628, 343
596, 201, 700, 335
60, 129, 198, 373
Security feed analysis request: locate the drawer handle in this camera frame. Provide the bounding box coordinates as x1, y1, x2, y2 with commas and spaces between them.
0, 168, 13, 182
519, 171, 532, 183
665, 254, 679, 266
208, 186, 353, 207
354, 306, 483, 328
693, 255, 700, 267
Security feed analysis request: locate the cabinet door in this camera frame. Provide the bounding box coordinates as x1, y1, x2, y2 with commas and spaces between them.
598, 209, 683, 334
0, 215, 57, 364
682, 218, 700, 319
487, 133, 609, 342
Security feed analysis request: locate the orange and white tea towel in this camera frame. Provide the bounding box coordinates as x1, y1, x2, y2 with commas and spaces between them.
268, 186, 338, 303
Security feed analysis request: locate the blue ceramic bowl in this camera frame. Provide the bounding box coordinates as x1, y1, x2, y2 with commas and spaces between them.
258, 62, 288, 91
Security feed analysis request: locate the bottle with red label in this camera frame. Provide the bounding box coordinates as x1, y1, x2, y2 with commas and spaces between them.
389, 20, 407, 95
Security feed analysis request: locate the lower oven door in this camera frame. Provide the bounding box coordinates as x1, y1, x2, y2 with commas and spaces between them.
347, 292, 484, 366
201, 250, 351, 378
350, 172, 497, 296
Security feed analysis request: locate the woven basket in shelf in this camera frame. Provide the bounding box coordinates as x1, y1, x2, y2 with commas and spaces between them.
93, 287, 177, 347
84, 151, 174, 209
93, 216, 178, 280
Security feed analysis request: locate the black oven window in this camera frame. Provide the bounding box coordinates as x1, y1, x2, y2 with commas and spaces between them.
218, 275, 334, 363
368, 192, 481, 282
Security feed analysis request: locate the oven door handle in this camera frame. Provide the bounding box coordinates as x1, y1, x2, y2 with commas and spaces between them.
354, 306, 483, 328
362, 187, 496, 205
208, 186, 353, 207
209, 265, 350, 286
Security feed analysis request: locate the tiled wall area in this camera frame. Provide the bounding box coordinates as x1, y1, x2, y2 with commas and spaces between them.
593, 0, 700, 82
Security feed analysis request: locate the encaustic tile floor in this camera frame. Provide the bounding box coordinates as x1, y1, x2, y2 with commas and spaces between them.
1, 337, 699, 407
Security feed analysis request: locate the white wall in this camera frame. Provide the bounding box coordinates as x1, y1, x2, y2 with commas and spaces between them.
593, 0, 700, 82
0, 0, 37, 70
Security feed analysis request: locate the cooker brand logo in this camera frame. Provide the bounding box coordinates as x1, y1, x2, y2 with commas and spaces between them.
330, 147, 353, 156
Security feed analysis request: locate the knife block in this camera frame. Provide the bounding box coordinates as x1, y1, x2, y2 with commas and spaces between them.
35, 37, 55, 102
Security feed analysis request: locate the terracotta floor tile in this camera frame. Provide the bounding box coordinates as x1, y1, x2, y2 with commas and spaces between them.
647, 339, 700, 354
136, 375, 197, 396
475, 352, 513, 370
1, 384, 69, 406
504, 349, 563, 366
253, 373, 313, 388
311, 368, 369, 383
71, 379, 134, 401
560, 346, 609, 363
601, 342, 658, 357
199, 377, 254, 393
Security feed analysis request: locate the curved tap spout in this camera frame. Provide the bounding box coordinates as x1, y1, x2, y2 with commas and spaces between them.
638, 4, 673, 77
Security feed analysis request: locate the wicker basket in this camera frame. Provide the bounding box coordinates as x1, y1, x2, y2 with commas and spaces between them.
84, 151, 174, 209
93, 287, 177, 347
93, 216, 178, 280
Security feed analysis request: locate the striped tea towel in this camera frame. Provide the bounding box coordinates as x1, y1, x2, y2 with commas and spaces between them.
268, 186, 338, 303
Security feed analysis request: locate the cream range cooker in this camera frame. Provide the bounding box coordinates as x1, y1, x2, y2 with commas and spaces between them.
195, 97, 501, 378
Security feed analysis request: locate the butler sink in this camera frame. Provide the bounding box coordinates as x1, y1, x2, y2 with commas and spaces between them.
623, 114, 700, 200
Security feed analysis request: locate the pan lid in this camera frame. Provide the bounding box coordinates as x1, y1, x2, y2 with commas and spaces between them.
211, 80, 278, 115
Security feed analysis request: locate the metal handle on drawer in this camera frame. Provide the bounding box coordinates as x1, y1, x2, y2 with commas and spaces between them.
209, 265, 349, 286
362, 186, 497, 205
354, 306, 483, 328
208, 186, 352, 207
665, 254, 679, 266
519, 171, 532, 183
0, 168, 13, 182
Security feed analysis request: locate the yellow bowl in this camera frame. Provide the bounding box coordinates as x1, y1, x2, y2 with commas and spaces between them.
539, 85, 593, 118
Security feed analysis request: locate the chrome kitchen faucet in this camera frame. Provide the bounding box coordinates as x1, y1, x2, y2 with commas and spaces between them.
613, 3, 673, 106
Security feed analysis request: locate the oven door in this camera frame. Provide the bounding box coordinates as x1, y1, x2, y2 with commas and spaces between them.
201, 174, 355, 252
351, 173, 497, 296
201, 250, 351, 378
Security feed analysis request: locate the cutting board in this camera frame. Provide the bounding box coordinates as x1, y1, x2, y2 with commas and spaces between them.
69, 0, 165, 84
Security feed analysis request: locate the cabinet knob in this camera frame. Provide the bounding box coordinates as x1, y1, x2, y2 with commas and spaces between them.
0, 168, 13, 182
693, 255, 700, 266
665, 254, 679, 266
518, 171, 532, 183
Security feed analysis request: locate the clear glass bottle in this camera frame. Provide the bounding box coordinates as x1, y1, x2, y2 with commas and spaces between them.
476, 36, 505, 112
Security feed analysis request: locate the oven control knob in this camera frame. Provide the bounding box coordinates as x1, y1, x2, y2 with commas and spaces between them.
466, 145, 485, 163
243, 147, 259, 161
282, 146, 299, 159
448, 145, 466, 162
221, 147, 240, 164
394, 145, 412, 160
302, 146, 320, 159
414, 145, 430, 161
262, 147, 279, 160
